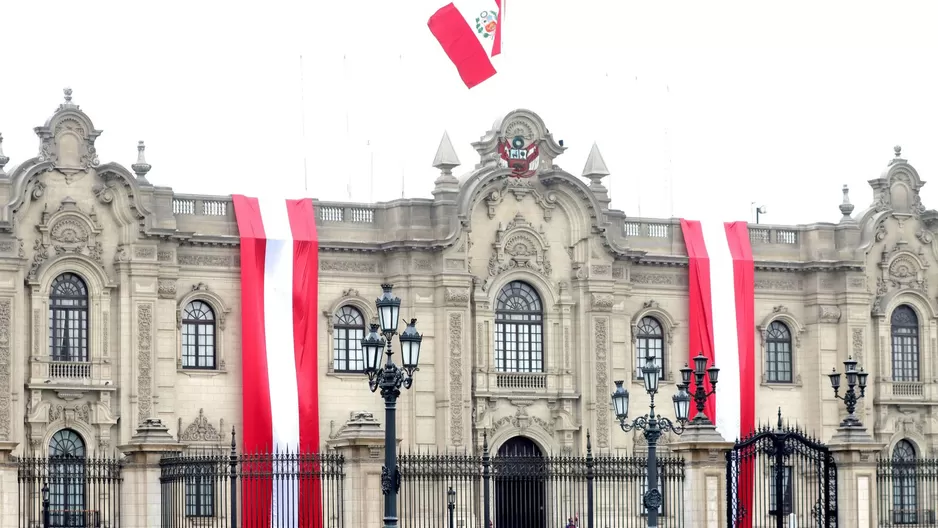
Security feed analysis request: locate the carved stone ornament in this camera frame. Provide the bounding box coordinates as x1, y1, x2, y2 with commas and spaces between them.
870, 150, 928, 216
29, 197, 105, 281
483, 213, 552, 291
873, 246, 930, 310
590, 293, 614, 311
594, 318, 610, 448
445, 287, 470, 306
483, 179, 559, 222
158, 279, 177, 300
817, 305, 842, 324
47, 402, 92, 424
178, 408, 224, 443
35, 91, 102, 175
0, 298, 11, 440
449, 313, 464, 446
137, 304, 154, 423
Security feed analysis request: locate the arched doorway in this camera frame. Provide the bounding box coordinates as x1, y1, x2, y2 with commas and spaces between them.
49, 429, 86, 528
494, 436, 545, 528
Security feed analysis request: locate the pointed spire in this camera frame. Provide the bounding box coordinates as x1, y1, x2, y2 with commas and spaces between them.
131, 140, 152, 183
839, 184, 855, 223
0, 133, 9, 177
582, 142, 611, 209
432, 131, 460, 198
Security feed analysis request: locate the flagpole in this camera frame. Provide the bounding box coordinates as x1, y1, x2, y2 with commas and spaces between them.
299, 54, 308, 194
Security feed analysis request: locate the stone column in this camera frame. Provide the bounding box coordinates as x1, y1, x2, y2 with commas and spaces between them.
671, 425, 733, 528
827, 427, 884, 528
327, 411, 387, 528
118, 419, 181, 528
0, 442, 18, 528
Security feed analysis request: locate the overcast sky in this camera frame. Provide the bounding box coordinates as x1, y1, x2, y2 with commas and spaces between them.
2, 0, 937, 226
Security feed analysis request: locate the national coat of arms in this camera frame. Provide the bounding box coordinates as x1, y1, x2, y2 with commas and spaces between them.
497, 135, 540, 178
476, 10, 498, 39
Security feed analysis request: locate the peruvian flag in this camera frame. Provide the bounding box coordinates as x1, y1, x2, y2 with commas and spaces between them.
679, 220, 755, 526
428, 0, 503, 88
232, 196, 321, 527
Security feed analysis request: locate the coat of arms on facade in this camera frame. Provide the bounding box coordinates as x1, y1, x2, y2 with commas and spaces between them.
498, 135, 540, 178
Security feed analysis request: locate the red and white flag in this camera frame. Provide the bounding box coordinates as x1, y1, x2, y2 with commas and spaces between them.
232, 195, 322, 527
428, 0, 503, 88
680, 219, 755, 524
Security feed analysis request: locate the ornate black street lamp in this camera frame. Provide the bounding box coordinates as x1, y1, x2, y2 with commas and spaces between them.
362, 284, 423, 528
447, 485, 456, 528
679, 353, 720, 425
612, 355, 692, 528
827, 356, 868, 428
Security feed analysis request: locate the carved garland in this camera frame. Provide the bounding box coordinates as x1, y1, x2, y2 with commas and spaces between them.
449, 313, 464, 446
137, 304, 154, 423
594, 318, 609, 448
0, 298, 11, 439
29, 198, 106, 281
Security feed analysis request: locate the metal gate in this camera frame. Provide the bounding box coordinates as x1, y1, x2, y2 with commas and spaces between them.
726, 410, 837, 528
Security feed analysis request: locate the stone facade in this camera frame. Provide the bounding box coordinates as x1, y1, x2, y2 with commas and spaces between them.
0, 90, 934, 464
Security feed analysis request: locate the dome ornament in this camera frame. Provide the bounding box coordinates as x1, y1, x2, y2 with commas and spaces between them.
0, 133, 9, 177
839, 184, 855, 223
63, 87, 73, 105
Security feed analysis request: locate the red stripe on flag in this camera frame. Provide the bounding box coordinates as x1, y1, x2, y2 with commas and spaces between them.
725, 221, 755, 528
286, 199, 323, 525
428, 2, 497, 88
679, 219, 717, 423
492, 0, 502, 56
231, 195, 274, 526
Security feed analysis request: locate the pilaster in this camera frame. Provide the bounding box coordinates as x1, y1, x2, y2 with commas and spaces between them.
0, 442, 19, 528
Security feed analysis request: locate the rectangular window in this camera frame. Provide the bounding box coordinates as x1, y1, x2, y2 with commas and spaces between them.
892, 333, 920, 382
636, 337, 665, 380
185, 466, 215, 518
769, 465, 793, 516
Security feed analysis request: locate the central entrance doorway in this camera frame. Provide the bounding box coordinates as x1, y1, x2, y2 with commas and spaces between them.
494, 436, 546, 528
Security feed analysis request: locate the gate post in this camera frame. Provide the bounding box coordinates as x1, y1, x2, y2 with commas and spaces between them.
327, 411, 387, 528
0, 442, 17, 528
828, 427, 884, 528
118, 419, 181, 528
671, 425, 732, 528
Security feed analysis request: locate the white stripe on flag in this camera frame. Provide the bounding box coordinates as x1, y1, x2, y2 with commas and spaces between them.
258, 197, 300, 527
700, 221, 742, 441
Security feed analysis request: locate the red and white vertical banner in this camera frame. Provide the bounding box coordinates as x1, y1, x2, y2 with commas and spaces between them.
428, 0, 504, 88
233, 195, 322, 527
680, 219, 755, 526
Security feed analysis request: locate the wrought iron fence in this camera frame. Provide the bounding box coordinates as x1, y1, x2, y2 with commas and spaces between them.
398, 434, 685, 528
17, 453, 123, 528
876, 457, 938, 527
159, 431, 345, 528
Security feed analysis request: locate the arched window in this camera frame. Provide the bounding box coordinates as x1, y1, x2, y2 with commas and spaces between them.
49, 429, 86, 527
636, 317, 665, 380
182, 301, 216, 369
765, 321, 793, 383
333, 306, 366, 372
891, 305, 920, 382
892, 439, 918, 525
494, 281, 544, 373
49, 273, 89, 362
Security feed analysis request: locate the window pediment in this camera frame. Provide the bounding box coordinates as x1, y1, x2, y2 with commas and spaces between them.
29, 197, 108, 283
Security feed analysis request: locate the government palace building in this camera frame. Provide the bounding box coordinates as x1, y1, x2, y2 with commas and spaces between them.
0, 89, 933, 465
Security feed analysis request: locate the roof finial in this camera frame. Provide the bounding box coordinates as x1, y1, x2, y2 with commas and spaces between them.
63, 87, 73, 105
131, 140, 152, 183
894, 145, 902, 158
432, 131, 461, 199
582, 142, 611, 209
0, 133, 9, 177
839, 184, 854, 223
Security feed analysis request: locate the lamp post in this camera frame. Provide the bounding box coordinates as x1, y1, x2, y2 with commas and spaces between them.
362, 284, 423, 528
827, 356, 868, 428
612, 355, 692, 528
447, 485, 456, 528
42, 483, 50, 528
678, 353, 720, 425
